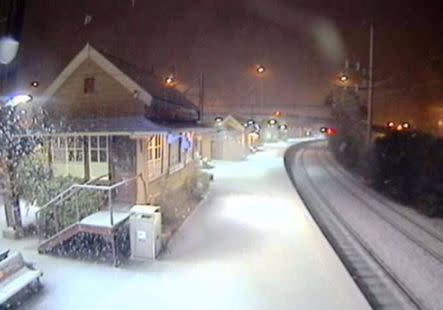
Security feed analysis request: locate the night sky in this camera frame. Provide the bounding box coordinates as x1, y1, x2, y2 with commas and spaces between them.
14, 0, 443, 123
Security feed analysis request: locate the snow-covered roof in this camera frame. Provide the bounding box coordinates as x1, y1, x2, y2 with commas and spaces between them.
50, 116, 168, 135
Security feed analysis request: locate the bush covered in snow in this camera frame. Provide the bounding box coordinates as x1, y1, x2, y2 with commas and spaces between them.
187, 170, 211, 200
372, 131, 443, 217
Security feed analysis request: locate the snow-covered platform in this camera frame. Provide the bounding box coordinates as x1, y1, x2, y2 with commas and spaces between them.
2, 140, 372, 310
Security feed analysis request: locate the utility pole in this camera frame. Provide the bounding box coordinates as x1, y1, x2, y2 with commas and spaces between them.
366, 20, 374, 146
198, 72, 205, 121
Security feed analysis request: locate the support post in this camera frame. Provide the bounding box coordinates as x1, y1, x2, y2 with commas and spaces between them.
366, 20, 374, 147
199, 72, 205, 121
75, 192, 80, 222
108, 189, 114, 226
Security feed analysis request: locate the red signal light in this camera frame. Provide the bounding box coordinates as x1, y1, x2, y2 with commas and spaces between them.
326, 128, 337, 136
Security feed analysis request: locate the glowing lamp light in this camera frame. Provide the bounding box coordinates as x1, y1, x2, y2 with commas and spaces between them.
165, 75, 176, 86
339, 74, 349, 82
396, 124, 403, 131
274, 111, 282, 117
320, 127, 327, 133
401, 122, 410, 129
387, 121, 395, 129
30, 81, 39, 88
438, 120, 443, 127
214, 116, 224, 123
256, 65, 266, 74
279, 124, 288, 131
243, 123, 248, 127
268, 119, 277, 126
6, 94, 33, 107
0, 37, 19, 65
247, 119, 255, 125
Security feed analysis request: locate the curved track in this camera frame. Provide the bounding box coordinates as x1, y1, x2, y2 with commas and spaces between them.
322, 151, 443, 244
314, 150, 443, 265
286, 141, 443, 310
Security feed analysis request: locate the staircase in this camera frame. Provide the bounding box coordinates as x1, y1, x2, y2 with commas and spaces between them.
36, 175, 139, 260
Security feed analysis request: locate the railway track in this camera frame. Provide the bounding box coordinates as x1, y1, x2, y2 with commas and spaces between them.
285, 143, 427, 310
322, 150, 443, 244
314, 149, 443, 265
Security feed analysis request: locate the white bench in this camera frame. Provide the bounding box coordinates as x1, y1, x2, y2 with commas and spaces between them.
0, 250, 43, 306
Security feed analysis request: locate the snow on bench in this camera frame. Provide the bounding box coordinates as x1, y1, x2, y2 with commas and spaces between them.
0, 250, 43, 305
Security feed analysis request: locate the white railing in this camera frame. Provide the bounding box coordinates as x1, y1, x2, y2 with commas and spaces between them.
36, 175, 140, 240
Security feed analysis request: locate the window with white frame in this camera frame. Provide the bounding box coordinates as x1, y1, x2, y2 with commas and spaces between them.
67, 136, 84, 162
89, 136, 108, 163
52, 136, 66, 162
147, 134, 164, 179
52, 136, 84, 163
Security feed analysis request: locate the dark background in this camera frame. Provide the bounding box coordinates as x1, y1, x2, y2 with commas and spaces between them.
6, 0, 443, 123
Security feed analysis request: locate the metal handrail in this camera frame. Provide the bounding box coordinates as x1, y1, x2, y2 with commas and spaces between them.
35, 174, 108, 237
39, 174, 108, 211
36, 174, 141, 240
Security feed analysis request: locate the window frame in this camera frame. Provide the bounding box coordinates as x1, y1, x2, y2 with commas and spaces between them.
89, 135, 108, 164
147, 134, 165, 180
168, 136, 184, 174
52, 135, 84, 163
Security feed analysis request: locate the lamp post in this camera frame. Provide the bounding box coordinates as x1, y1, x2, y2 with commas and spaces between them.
366, 20, 374, 146
339, 74, 349, 83
164, 75, 176, 87
255, 65, 266, 117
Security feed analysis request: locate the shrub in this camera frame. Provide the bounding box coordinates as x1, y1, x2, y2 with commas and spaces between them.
373, 131, 443, 217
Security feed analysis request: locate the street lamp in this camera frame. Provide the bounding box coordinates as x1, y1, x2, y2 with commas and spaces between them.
339, 74, 349, 83
401, 122, 410, 129
164, 75, 176, 87
387, 121, 395, 129
6, 94, 33, 107
214, 116, 224, 123
256, 65, 266, 74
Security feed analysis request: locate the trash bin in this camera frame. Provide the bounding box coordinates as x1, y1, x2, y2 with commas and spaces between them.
129, 205, 162, 260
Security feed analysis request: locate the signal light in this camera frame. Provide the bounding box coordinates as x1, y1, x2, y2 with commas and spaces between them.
326, 127, 337, 136
274, 111, 282, 117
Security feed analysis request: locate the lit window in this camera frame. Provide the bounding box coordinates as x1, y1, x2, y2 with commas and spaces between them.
147, 134, 164, 180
